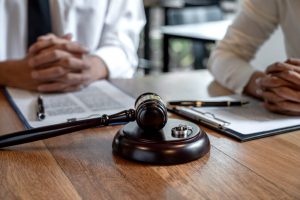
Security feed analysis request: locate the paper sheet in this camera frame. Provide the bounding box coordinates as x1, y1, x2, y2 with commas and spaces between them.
192, 95, 300, 135
6, 80, 135, 128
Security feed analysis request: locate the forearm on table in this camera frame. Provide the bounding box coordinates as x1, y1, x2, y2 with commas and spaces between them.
0, 58, 39, 91
0, 60, 22, 86
208, 0, 280, 93
208, 49, 256, 94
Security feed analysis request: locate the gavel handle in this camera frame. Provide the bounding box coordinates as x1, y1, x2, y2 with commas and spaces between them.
0, 109, 136, 148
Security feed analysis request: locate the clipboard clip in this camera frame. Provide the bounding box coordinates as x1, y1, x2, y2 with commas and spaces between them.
171, 106, 230, 129
191, 108, 231, 128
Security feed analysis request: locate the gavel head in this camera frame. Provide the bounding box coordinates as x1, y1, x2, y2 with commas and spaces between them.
134, 93, 168, 131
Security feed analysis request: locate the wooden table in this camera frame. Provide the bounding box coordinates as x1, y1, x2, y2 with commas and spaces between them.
1, 70, 300, 199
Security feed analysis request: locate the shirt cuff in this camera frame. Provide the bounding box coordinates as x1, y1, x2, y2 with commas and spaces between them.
208, 53, 255, 94
93, 46, 135, 78
228, 65, 255, 94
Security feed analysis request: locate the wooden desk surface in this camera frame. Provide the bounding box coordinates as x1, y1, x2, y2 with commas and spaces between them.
1, 70, 299, 199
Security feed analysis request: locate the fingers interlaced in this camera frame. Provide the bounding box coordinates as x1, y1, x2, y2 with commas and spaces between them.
258, 75, 294, 89
261, 90, 285, 103
270, 87, 300, 103
28, 33, 87, 56
258, 75, 300, 92
266, 62, 300, 74
274, 70, 300, 87
285, 58, 300, 66
261, 61, 300, 115
264, 101, 300, 116
29, 35, 69, 55
27, 33, 94, 93
263, 61, 300, 90
29, 49, 72, 68
36, 72, 90, 92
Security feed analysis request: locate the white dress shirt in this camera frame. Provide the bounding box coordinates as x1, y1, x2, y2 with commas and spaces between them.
208, 0, 300, 93
0, 0, 145, 78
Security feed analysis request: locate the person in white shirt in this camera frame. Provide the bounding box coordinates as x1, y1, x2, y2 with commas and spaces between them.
208, 0, 300, 115
0, 0, 145, 92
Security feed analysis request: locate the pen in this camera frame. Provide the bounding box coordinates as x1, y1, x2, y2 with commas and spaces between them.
36, 95, 46, 121
168, 100, 249, 107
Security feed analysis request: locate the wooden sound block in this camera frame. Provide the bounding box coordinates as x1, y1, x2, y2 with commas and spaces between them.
112, 119, 210, 164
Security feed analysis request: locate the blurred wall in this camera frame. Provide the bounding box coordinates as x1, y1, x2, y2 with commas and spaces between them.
250, 27, 286, 71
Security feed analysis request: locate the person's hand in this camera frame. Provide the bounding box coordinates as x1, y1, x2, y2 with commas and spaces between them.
265, 58, 300, 86
256, 60, 300, 115
0, 34, 75, 91
28, 34, 108, 92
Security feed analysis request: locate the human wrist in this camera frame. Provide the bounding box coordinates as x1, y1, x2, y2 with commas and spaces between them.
0, 60, 18, 86
0, 59, 29, 87
86, 55, 109, 80
243, 71, 266, 99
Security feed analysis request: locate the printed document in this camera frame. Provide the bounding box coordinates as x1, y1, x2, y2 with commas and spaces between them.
5, 80, 135, 128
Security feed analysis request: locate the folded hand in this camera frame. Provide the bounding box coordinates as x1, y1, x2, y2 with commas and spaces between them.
28, 33, 108, 92
256, 59, 300, 115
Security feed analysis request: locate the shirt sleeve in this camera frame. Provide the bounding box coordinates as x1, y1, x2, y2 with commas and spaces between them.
93, 0, 145, 78
208, 0, 280, 93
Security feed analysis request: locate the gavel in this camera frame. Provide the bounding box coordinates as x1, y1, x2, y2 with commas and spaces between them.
0, 93, 167, 148
0, 92, 210, 165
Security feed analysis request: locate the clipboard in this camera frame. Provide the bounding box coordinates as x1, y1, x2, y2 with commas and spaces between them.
167, 95, 300, 142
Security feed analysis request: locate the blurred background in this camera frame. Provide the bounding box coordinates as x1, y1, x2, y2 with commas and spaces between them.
137, 0, 286, 76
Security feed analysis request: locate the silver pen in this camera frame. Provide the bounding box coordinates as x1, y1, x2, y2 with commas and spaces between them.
174, 107, 226, 129
37, 95, 46, 121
